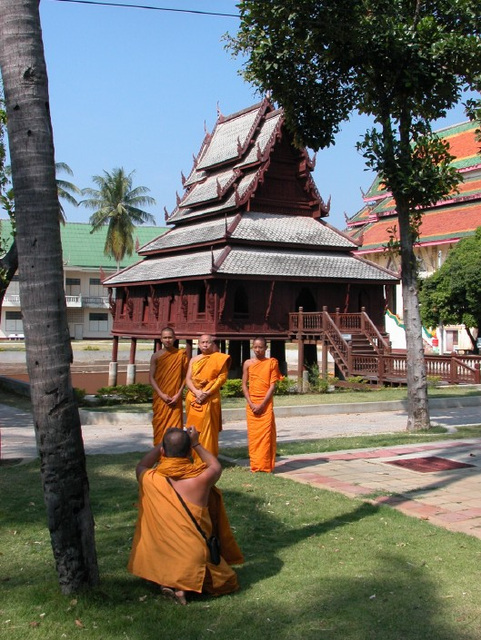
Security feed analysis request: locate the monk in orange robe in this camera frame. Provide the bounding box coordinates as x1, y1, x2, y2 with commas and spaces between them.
242, 337, 283, 473
185, 335, 230, 457
149, 327, 188, 445
128, 427, 243, 604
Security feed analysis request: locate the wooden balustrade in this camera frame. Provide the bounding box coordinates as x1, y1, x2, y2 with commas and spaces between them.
289, 308, 481, 385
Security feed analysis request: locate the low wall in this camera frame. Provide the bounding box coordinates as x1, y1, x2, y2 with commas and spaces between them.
0, 376, 31, 398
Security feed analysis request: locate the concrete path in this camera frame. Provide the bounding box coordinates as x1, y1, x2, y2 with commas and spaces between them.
1, 399, 480, 540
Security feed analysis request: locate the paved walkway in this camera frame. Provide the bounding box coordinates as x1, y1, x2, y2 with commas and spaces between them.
1, 400, 480, 540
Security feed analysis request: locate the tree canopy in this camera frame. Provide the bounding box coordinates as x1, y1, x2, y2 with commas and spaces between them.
420, 227, 481, 352
230, 0, 481, 431
81, 167, 156, 268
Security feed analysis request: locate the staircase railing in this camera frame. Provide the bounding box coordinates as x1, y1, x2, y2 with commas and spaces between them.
321, 310, 351, 375
359, 310, 391, 354
288, 308, 481, 385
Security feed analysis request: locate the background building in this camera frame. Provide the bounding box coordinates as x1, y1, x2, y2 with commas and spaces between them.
0, 221, 163, 340
346, 120, 481, 353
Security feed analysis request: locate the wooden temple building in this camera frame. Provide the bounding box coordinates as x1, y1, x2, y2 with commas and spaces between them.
104, 99, 398, 382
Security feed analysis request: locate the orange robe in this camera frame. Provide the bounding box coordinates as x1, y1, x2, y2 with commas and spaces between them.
185, 352, 230, 456
128, 457, 243, 595
152, 348, 188, 445
246, 358, 283, 473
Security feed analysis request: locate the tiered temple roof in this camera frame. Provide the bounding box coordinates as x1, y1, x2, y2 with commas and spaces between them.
347, 120, 481, 252
105, 99, 396, 289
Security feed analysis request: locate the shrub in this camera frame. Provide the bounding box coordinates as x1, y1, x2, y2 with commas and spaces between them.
306, 363, 331, 393
274, 377, 297, 395
221, 379, 244, 398
345, 376, 372, 391
427, 375, 442, 389
74, 387, 87, 405
96, 383, 153, 404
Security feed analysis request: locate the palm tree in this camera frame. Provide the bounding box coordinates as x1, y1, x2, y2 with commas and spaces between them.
55, 162, 81, 223
81, 168, 156, 269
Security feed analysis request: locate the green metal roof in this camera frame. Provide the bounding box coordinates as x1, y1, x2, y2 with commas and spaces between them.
0, 219, 166, 270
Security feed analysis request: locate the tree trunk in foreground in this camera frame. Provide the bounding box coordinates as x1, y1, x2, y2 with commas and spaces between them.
397, 204, 431, 431
0, 0, 99, 593
0, 238, 18, 313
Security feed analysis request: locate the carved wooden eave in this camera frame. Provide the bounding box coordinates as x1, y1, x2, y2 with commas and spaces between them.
265, 280, 276, 321
218, 279, 228, 321
225, 212, 242, 238
108, 287, 115, 316
149, 284, 160, 319
211, 245, 232, 274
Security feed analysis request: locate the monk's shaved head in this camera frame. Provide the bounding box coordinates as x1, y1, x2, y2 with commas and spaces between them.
162, 428, 191, 458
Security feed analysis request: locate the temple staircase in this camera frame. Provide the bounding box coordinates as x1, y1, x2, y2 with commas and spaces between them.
288, 307, 480, 385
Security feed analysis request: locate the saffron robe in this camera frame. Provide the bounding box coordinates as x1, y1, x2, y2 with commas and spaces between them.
152, 348, 188, 445
128, 457, 243, 595
246, 358, 283, 473
185, 352, 230, 456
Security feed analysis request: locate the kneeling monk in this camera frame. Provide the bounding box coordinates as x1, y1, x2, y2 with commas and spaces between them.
128, 427, 243, 604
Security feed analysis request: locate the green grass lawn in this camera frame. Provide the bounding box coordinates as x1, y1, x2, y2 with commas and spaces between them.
1, 455, 481, 640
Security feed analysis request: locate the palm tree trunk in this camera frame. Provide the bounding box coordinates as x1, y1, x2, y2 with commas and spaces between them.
0, 0, 99, 593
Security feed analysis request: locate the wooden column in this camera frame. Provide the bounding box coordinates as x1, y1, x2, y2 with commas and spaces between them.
270, 340, 287, 376
321, 340, 328, 379
241, 340, 251, 364
108, 335, 119, 387
228, 340, 242, 378
126, 337, 137, 385
297, 307, 304, 392
185, 339, 193, 361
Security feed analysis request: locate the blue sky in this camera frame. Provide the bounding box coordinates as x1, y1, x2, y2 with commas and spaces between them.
39, 0, 475, 232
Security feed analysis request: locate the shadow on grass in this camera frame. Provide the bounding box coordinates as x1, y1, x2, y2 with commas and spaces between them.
2, 455, 481, 639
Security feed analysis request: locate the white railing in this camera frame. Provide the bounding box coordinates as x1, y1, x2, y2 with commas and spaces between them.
3, 294, 20, 306
65, 295, 82, 307
83, 296, 109, 308
4, 293, 108, 308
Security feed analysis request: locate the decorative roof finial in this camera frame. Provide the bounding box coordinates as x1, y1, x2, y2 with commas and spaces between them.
164, 206, 169, 222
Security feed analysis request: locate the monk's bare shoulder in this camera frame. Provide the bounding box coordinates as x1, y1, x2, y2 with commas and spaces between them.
243, 357, 255, 371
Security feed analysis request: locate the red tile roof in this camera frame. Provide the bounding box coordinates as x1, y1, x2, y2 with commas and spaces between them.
356, 201, 481, 252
